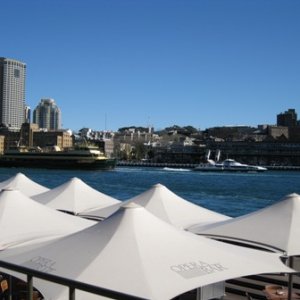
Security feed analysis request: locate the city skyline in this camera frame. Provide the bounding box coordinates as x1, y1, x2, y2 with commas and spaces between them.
1, 0, 300, 132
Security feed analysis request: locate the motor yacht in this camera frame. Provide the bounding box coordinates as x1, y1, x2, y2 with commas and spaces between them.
194, 158, 267, 172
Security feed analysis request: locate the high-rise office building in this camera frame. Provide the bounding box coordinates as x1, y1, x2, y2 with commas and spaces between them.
33, 98, 62, 130
0, 57, 26, 129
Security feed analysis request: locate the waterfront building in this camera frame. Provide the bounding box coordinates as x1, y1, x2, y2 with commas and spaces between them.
277, 109, 298, 127
0, 57, 26, 130
103, 138, 114, 158
20, 123, 39, 147
0, 127, 20, 150
289, 126, 300, 142
204, 126, 256, 141
0, 135, 4, 154
33, 130, 73, 150
267, 125, 289, 140
0, 123, 73, 151
33, 98, 61, 130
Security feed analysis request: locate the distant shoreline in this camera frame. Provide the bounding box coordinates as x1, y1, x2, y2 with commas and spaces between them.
116, 161, 300, 171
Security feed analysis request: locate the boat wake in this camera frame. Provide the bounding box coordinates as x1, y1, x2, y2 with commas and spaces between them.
163, 167, 191, 172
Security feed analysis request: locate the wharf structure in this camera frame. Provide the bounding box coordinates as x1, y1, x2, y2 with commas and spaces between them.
1, 122, 300, 168
113, 121, 300, 168
116, 140, 300, 169
116, 141, 300, 171
202, 141, 300, 166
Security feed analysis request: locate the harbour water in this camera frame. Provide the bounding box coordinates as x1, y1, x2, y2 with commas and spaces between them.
0, 167, 300, 217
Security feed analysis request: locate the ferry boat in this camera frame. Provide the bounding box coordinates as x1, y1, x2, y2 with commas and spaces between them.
0, 146, 116, 170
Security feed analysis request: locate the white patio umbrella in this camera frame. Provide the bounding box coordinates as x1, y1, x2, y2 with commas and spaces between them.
0, 189, 95, 250
0, 172, 49, 197
189, 193, 300, 300
32, 177, 120, 215
79, 201, 123, 220
0, 203, 292, 300
188, 193, 300, 256
125, 183, 231, 229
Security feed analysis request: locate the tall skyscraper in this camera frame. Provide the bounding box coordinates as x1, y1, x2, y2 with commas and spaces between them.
0, 57, 26, 129
33, 98, 62, 130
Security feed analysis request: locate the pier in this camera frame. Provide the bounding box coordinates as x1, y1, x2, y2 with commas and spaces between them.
116, 161, 300, 171
117, 161, 196, 169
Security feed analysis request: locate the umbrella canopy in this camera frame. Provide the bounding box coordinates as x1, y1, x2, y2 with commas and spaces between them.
125, 183, 230, 229
32, 177, 120, 215
0, 189, 95, 250
0, 173, 49, 197
78, 201, 123, 220
0, 203, 292, 300
189, 193, 300, 256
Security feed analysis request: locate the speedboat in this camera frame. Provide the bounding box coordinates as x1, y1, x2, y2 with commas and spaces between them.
194, 158, 267, 172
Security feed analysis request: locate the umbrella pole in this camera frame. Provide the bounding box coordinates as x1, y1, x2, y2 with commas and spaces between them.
287, 256, 294, 300
26, 274, 33, 300
69, 286, 75, 300
8, 275, 12, 300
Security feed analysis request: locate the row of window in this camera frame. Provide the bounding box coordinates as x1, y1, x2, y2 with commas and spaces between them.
1, 60, 26, 68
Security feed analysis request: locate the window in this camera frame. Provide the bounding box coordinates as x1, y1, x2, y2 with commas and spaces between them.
14, 69, 20, 78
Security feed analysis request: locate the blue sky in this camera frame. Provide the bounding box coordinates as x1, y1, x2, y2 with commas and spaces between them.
1, 0, 300, 131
